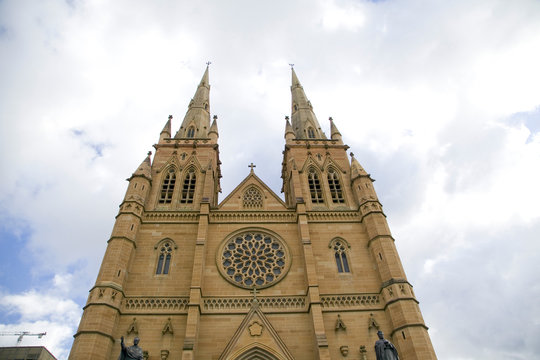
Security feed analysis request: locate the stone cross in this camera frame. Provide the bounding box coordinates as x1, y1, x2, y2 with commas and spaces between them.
248, 163, 256, 172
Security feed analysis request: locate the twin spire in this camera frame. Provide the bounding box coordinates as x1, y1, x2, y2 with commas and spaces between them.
162, 65, 339, 141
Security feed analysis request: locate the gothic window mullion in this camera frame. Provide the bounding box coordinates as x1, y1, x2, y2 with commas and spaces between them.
159, 168, 176, 204
328, 169, 345, 204
180, 169, 196, 204
308, 169, 324, 204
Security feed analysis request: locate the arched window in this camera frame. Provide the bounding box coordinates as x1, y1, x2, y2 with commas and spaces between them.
307, 127, 316, 139
186, 126, 195, 138
327, 168, 345, 203
243, 186, 263, 208
180, 168, 196, 204
158, 168, 176, 204
308, 168, 324, 204
156, 241, 173, 275
331, 239, 350, 273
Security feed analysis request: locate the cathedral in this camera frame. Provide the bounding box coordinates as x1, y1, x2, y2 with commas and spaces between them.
68, 67, 437, 360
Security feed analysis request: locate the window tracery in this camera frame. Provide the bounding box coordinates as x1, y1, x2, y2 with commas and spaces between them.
331, 239, 350, 273
243, 187, 263, 208
327, 168, 345, 203
180, 168, 196, 203
158, 168, 176, 204
308, 168, 324, 204
156, 241, 173, 275
218, 231, 290, 289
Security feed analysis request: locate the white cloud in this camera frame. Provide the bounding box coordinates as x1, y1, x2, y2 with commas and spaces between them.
1, 0, 540, 359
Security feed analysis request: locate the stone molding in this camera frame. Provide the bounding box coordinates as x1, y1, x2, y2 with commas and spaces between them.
307, 211, 360, 222
210, 212, 297, 223
320, 294, 380, 310
143, 211, 199, 223
203, 296, 306, 313
123, 297, 189, 312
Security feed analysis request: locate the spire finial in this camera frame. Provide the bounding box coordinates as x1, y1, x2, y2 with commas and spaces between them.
147, 151, 152, 156
206, 61, 212, 67
350, 152, 354, 158
289, 63, 294, 69
213, 115, 218, 120
285, 116, 289, 121
248, 163, 256, 173
329, 116, 333, 121
168, 115, 173, 120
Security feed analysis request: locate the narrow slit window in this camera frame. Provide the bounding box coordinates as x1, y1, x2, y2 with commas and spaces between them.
332, 240, 350, 273
156, 242, 173, 275
308, 169, 324, 204
180, 169, 196, 204
327, 168, 345, 203
158, 168, 176, 204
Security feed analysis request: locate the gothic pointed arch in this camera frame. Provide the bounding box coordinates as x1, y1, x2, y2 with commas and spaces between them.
327, 166, 345, 204
156, 154, 181, 174
306, 166, 324, 204
179, 165, 198, 204
298, 153, 324, 174
218, 301, 294, 360
157, 166, 177, 205
233, 343, 284, 360
329, 237, 351, 273
154, 238, 178, 275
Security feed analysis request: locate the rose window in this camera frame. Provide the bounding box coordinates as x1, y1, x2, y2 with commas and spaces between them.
218, 231, 290, 289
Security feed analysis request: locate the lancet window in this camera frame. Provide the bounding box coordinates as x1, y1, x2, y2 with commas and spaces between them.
308, 168, 324, 204
186, 126, 195, 138
307, 127, 316, 139
180, 168, 196, 204
156, 241, 173, 275
327, 168, 345, 203
158, 168, 176, 204
331, 239, 350, 273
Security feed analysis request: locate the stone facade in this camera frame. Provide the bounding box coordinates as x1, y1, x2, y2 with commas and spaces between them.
68, 67, 437, 360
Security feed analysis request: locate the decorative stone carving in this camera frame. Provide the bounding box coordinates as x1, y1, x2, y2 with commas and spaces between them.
368, 313, 380, 330
360, 345, 367, 360
162, 317, 174, 335
160, 349, 169, 360
127, 317, 138, 334
335, 314, 347, 331
218, 231, 291, 289
340, 345, 349, 357
248, 321, 263, 336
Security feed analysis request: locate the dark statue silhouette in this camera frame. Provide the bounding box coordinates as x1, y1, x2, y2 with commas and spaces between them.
374, 331, 400, 360
118, 336, 143, 360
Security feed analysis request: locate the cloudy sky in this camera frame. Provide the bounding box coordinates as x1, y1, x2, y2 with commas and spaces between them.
1, 0, 539, 359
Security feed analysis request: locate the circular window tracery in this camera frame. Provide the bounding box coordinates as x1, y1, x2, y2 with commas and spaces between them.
218, 231, 290, 289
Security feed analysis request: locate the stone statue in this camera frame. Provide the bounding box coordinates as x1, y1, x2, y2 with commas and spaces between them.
374, 331, 399, 360
119, 336, 144, 360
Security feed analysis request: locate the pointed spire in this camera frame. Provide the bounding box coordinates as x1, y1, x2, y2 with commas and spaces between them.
132, 151, 152, 180
176, 65, 211, 139
350, 152, 368, 180
208, 114, 219, 142
161, 115, 172, 136
329, 116, 342, 141
290, 68, 326, 140
284, 116, 295, 140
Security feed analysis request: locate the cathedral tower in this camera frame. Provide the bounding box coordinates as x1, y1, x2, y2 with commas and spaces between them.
69, 67, 436, 360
